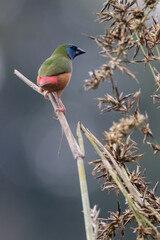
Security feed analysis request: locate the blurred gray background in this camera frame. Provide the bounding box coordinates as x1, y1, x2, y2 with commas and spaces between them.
0, 0, 160, 239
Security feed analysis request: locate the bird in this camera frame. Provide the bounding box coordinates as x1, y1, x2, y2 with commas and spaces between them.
37, 44, 85, 114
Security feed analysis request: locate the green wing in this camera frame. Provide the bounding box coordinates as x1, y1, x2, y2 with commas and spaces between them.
38, 55, 72, 76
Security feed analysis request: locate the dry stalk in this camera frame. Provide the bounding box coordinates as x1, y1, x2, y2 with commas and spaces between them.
14, 69, 94, 240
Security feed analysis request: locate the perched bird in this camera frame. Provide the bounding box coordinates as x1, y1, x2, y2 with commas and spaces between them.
37, 44, 85, 114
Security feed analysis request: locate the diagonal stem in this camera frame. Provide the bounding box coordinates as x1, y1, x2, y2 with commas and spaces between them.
14, 69, 83, 160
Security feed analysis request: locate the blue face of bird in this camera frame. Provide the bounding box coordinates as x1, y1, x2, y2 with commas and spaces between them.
66, 44, 85, 60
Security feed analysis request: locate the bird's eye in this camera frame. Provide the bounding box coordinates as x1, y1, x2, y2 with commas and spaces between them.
70, 45, 76, 50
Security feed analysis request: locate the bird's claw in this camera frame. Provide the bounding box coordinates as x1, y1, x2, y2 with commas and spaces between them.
44, 90, 50, 99
42, 90, 66, 114
53, 116, 59, 120
55, 107, 66, 115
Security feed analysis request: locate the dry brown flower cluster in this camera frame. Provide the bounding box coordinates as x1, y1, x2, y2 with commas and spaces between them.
84, 0, 160, 239
98, 89, 141, 113
85, 0, 160, 91
90, 156, 160, 237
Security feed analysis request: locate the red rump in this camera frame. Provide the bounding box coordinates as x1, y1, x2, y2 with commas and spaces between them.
37, 76, 58, 86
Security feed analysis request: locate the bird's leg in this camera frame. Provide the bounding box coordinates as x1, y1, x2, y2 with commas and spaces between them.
52, 92, 66, 114
55, 98, 66, 115
39, 88, 49, 99
44, 90, 50, 99
40, 88, 50, 99
41, 91, 66, 114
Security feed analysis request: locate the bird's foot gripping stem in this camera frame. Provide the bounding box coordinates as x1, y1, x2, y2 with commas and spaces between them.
55, 102, 66, 115
54, 97, 66, 115
55, 107, 66, 115
42, 91, 66, 115
44, 90, 50, 99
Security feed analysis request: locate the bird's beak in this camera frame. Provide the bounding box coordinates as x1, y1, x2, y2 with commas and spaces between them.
76, 47, 86, 56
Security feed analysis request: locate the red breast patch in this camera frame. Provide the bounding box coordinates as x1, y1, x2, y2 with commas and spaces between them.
37, 76, 58, 87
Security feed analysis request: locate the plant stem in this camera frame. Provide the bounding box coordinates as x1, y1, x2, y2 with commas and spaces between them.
156, 45, 160, 57
80, 124, 143, 207
14, 70, 94, 240
121, 166, 160, 222
77, 123, 94, 240
77, 158, 94, 240
80, 123, 160, 236
48, 93, 83, 160
80, 123, 142, 224
135, 32, 156, 79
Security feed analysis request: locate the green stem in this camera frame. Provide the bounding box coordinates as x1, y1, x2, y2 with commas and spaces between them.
135, 32, 156, 79
155, 45, 160, 91
156, 45, 160, 57
77, 123, 94, 240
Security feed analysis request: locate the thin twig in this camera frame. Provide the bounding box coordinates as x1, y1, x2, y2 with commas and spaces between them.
14, 69, 42, 94
48, 93, 83, 160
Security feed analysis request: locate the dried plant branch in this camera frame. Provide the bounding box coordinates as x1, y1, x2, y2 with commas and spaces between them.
81, 1, 160, 239
80, 123, 160, 239
14, 69, 83, 160
84, 0, 160, 99
14, 69, 42, 94
80, 123, 144, 207
14, 69, 94, 240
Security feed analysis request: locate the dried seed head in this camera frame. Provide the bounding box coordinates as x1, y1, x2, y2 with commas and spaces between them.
86, 1, 160, 239
143, 0, 159, 9
147, 142, 160, 154
132, 7, 144, 20
141, 123, 153, 143
98, 90, 141, 114
85, 0, 160, 90
84, 64, 113, 90
104, 112, 146, 146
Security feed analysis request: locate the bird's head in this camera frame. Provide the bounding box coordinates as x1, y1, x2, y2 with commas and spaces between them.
66, 44, 85, 60
53, 44, 85, 60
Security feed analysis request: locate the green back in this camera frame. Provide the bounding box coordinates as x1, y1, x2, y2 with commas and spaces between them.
38, 45, 72, 76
